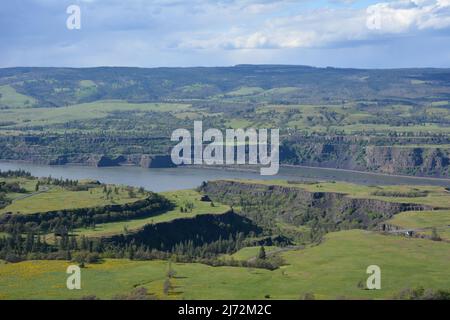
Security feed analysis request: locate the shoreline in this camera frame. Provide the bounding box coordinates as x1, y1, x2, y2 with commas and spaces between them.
1, 159, 450, 183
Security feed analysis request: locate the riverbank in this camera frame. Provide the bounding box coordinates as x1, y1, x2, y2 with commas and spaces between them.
1, 161, 450, 192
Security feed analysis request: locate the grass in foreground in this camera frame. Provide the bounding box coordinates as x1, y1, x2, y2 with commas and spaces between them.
1, 230, 449, 300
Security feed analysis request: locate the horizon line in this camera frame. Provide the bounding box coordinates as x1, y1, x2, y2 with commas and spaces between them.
1, 64, 450, 71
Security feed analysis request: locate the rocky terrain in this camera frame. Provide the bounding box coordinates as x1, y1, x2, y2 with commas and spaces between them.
200, 180, 437, 232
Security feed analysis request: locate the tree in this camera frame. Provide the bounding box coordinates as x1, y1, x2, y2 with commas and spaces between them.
163, 278, 171, 295
431, 228, 441, 241
258, 246, 266, 260
167, 262, 177, 278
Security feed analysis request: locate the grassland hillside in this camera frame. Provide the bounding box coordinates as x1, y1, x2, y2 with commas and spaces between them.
1, 171, 449, 299
1, 230, 449, 300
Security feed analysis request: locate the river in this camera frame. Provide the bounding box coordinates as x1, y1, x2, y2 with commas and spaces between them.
0, 161, 449, 192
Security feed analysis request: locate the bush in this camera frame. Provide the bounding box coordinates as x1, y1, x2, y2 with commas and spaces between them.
73, 251, 100, 265
371, 190, 428, 198
394, 287, 450, 300
113, 287, 157, 300
302, 292, 315, 300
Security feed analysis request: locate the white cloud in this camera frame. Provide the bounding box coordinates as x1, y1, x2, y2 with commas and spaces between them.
177, 0, 450, 50
367, 0, 450, 33
2, 0, 450, 67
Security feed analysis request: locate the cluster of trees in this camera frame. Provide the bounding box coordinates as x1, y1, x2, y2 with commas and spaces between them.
169, 233, 247, 259
101, 185, 145, 200
0, 170, 31, 209
372, 190, 429, 198
0, 227, 284, 271
0, 181, 26, 209
0, 231, 53, 262
0, 169, 31, 178
40, 177, 79, 188
180, 201, 194, 213
0, 181, 26, 194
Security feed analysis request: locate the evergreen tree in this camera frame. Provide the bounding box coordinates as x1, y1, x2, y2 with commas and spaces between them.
258, 246, 266, 260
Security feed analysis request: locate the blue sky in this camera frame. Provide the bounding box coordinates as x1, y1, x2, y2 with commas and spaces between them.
1, 0, 450, 68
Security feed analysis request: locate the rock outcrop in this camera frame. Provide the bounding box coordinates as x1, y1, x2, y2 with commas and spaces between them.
200, 180, 435, 231
281, 138, 450, 177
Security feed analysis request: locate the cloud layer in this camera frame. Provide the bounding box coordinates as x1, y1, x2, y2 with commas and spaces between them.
0, 0, 449, 67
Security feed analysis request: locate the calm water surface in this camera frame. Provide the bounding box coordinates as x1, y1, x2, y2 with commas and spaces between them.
0, 162, 449, 192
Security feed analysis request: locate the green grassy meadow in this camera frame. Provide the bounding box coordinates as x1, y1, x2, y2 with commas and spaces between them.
0, 100, 190, 129
1, 176, 449, 299
74, 189, 230, 237
387, 210, 450, 240
1, 230, 449, 300
0, 85, 36, 108
229, 179, 450, 208
221, 246, 279, 261
0, 183, 146, 215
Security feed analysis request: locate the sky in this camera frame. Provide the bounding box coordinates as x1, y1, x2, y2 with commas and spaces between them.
1, 0, 450, 68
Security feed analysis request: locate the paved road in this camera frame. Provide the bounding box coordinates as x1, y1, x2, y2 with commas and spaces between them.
11, 186, 50, 202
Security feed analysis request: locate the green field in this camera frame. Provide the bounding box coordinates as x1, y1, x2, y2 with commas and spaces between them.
387, 210, 450, 241
0, 100, 190, 129
229, 179, 450, 208
0, 177, 38, 201
0, 184, 146, 215
0, 85, 36, 108
221, 246, 279, 261
74, 189, 230, 237
1, 230, 449, 300
226, 87, 264, 97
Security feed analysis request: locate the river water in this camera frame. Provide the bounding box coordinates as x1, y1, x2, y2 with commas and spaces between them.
0, 161, 449, 192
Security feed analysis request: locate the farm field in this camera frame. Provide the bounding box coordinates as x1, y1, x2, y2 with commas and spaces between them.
0, 100, 190, 129
0, 85, 36, 109
1, 230, 449, 300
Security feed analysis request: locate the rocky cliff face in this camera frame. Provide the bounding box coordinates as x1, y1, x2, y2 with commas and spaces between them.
0, 145, 177, 168
138, 155, 176, 168
1, 134, 449, 176
365, 146, 449, 176
200, 181, 434, 231
281, 139, 450, 177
